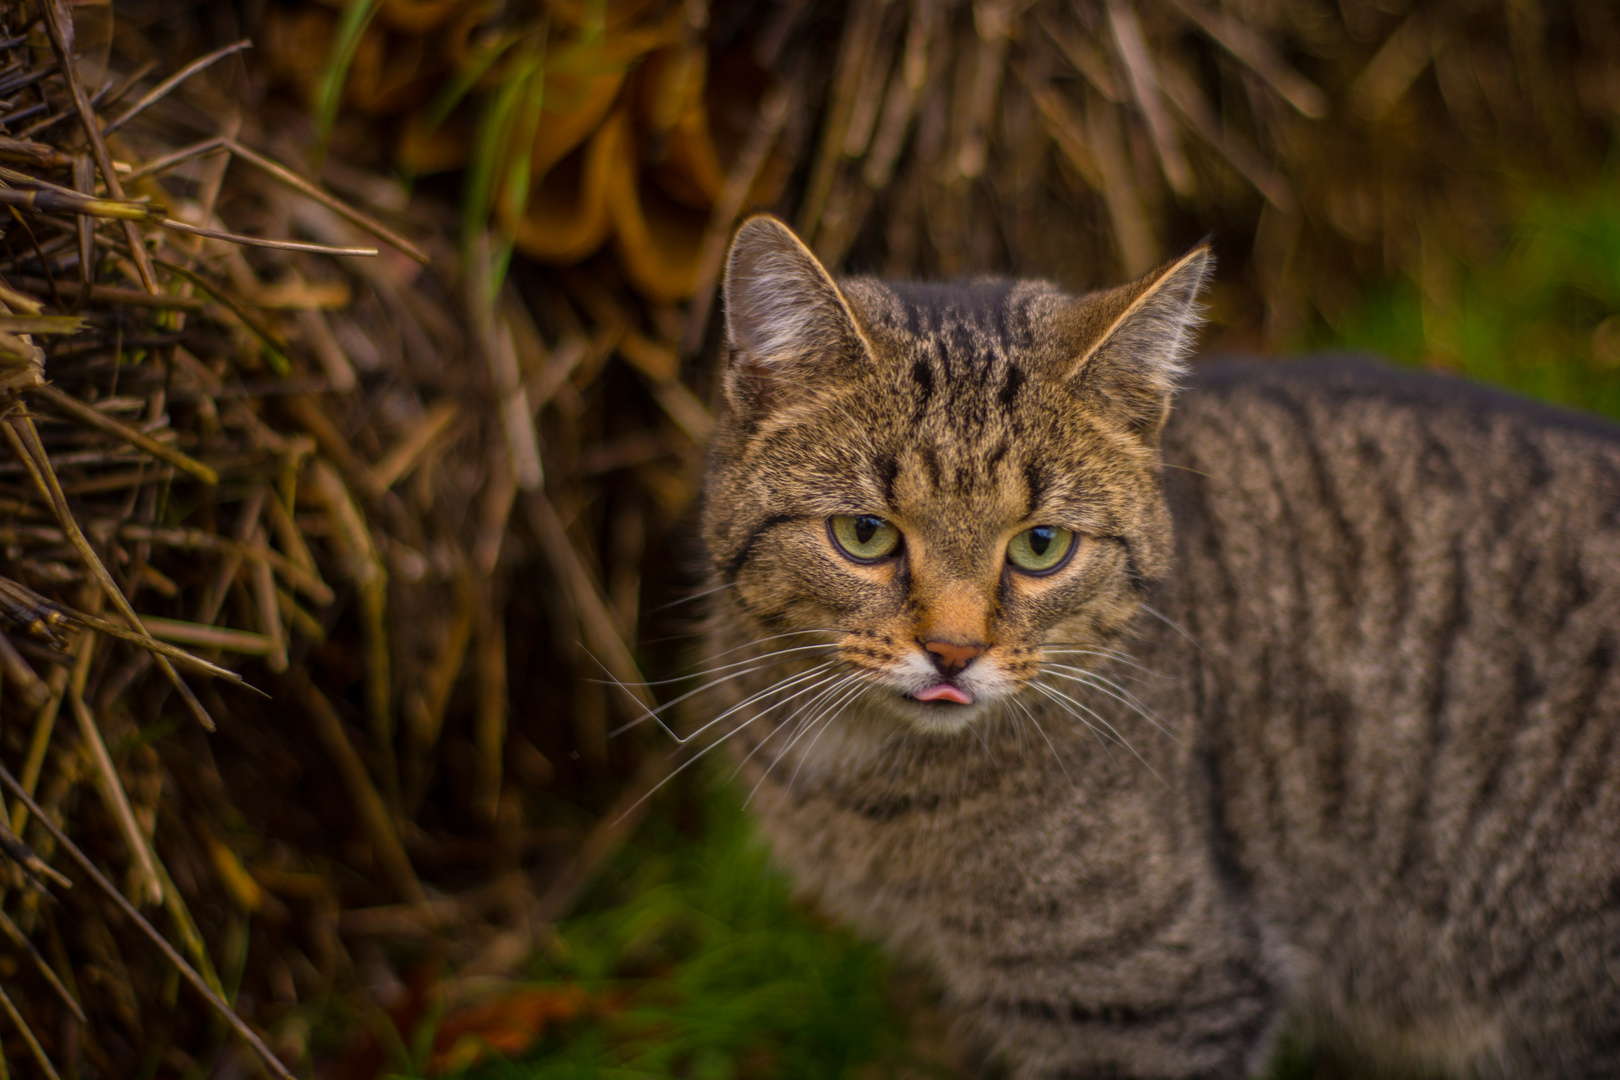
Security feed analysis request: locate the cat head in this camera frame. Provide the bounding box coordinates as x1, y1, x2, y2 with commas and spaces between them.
703, 215, 1210, 737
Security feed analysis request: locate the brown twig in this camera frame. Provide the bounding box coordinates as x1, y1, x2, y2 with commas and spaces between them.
0, 631, 47, 709
286, 671, 429, 910
123, 136, 228, 184
113, 614, 271, 659
1107, 0, 1193, 197
68, 681, 163, 905
1161, 0, 1328, 118
158, 217, 378, 256
524, 491, 655, 717
680, 82, 792, 357
4, 277, 205, 310
0, 812, 70, 889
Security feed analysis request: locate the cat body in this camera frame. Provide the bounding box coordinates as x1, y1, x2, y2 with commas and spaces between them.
697, 216, 1620, 1079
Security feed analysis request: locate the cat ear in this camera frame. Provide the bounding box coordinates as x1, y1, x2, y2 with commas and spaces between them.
1060, 246, 1213, 442
721, 214, 871, 415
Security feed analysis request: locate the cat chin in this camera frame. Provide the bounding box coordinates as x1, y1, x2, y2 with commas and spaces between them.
772, 692, 1001, 778
842, 687, 1005, 738
891, 696, 997, 736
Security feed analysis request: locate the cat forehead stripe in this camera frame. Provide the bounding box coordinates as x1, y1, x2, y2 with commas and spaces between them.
858, 277, 1056, 358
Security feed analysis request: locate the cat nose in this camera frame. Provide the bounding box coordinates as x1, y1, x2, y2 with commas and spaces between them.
922, 639, 985, 676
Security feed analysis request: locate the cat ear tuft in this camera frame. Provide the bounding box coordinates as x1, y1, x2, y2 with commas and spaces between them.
721, 215, 869, 415
1061, 246, 1213, 442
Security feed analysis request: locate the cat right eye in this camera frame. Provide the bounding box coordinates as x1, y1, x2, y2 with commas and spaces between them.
1006, 525, 1076, 574
829, 514, 902, 562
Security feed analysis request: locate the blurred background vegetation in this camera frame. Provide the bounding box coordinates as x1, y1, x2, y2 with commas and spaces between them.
0, 0, 1613, 1077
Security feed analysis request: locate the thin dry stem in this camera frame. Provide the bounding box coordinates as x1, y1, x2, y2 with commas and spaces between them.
371, 399, 459, 492
0, 632, 47, 710
32, 383, 219, 484
37, 0, 159, 294
525, 491, 655, 717
0, 908, 83, 1022
249, 526, 287, 672
225, 139, 428, 263
0, 814, 70, 889
287, 671, 429, 910
102, 40, 253, 137
68, 682, 163, 905
1107, 0, 1193, 197
159, 217, 378, 256
134, 615, 272, 657
0, 983, 59, 1080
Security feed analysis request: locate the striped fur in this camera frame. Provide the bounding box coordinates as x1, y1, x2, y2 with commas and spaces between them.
697, 217, 1620, 1078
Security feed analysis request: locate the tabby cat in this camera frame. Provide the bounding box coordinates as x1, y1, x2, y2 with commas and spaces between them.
693, 214, 1620, 1079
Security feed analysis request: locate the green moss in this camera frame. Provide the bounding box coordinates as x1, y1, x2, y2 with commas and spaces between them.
1311, 175, 1620, 420
450, 776, 932, 1080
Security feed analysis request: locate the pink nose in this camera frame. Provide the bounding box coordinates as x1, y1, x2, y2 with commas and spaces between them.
923, 639, 984, 675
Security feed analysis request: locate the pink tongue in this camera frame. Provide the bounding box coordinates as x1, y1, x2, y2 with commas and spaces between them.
914, 683, 975, 705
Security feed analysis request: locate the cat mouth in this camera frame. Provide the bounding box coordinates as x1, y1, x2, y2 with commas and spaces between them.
911, 683, 975, 705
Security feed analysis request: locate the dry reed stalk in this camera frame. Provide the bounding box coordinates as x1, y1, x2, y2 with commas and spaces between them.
66, 683, 161, 905
0, 983, 58, 1080
0, 907, 82, 1021
286, 671, 428, 911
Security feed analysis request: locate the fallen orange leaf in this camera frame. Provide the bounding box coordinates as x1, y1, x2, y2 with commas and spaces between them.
429, 984, 595, 1074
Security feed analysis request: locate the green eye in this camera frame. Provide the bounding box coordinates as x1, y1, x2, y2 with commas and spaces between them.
1007, 525, 1075, 573
829, 515, 902, 561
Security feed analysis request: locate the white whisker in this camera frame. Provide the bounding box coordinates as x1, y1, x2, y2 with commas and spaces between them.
699, 628, 842, 664
1138, 603, 1204, 653
643, 579, 739, 615
603, 644, 839, 739
726, 669, 863, 786
1042, 665, 1177, 742
674, 663, 844, 746
784, 679, 871, 793
613, 665, 850, 823
1012, 695, 1076, 789
1029, 681, 1163, 783
602, 642, 836, 692
1040, 647, 1162, 678
752, 675, 869, 805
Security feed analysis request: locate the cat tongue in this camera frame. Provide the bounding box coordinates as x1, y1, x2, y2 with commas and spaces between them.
914, 683, 974, 705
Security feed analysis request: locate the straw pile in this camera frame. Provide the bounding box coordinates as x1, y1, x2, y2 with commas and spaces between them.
265, 0, 1620, 340
0, 4, 536, 1076
0, 0, 1611, 1076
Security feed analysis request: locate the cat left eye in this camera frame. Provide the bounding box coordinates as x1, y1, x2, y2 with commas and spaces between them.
1007, 525, 1075, 574
829, 514, 902, 561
